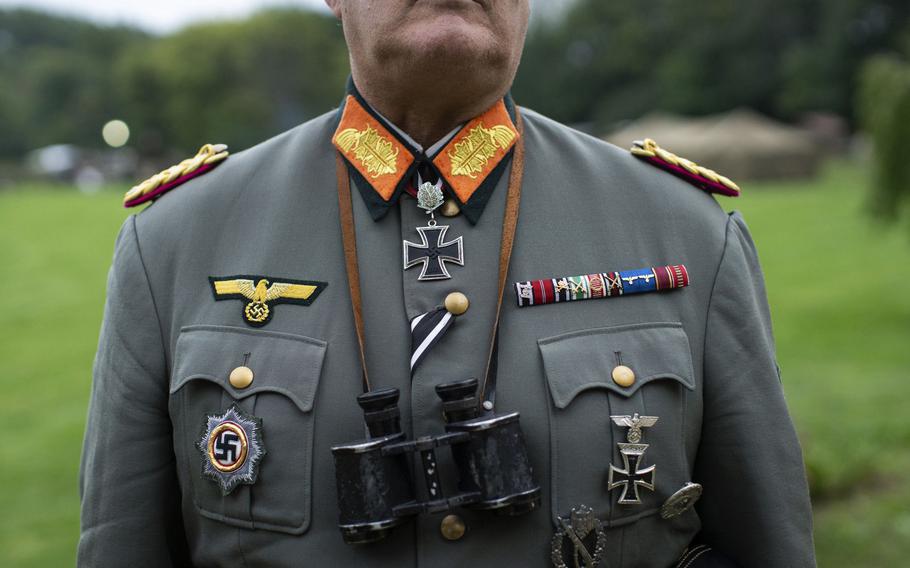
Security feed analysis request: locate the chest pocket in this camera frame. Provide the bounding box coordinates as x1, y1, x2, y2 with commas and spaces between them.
539, 322, 696, 526
170, 324, 326, 535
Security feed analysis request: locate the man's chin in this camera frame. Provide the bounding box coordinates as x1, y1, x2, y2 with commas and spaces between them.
392, 17, 500, 66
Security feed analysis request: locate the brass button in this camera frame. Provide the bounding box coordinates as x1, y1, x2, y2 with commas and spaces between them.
440, 514, 466, 541
611, 365, 635, 387
229, 366, 254, 389
444, 292, 470, 316
440, 198, 460, 217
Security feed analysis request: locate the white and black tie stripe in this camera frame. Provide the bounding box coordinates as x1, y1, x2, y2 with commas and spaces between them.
410, 306, 457, 373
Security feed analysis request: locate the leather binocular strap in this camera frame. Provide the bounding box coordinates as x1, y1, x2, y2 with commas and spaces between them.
336, 111, 526, 404
479, 111, 524, 406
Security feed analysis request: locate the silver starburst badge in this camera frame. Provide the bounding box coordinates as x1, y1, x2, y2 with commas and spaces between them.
198, 404, 266, 495
416, 178, 444, 213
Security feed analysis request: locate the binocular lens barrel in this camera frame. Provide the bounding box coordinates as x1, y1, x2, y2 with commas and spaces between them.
358, 388, 402, 438
436, 378, 481, 423
332, 379, 540, 544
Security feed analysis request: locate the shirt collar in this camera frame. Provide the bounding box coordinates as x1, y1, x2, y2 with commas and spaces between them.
332, 79, 520, 224
372, 107, 462, 158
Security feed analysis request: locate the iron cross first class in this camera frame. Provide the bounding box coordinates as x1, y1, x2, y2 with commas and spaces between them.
608, 414, 659, 505
403, 178, 465, 281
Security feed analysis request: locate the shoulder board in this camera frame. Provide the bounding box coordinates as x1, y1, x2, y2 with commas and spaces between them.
123, 143, 229, 208
630, 138, 740, 197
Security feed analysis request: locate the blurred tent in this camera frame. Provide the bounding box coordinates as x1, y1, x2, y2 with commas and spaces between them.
604, 109, 823, 182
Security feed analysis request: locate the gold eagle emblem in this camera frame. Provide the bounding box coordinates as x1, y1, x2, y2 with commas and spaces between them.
447, 124, 516, 179
209, 276, 327, 327
334, 124, 399, 178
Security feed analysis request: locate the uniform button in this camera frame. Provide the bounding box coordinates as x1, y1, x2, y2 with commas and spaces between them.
611, 365, 635, 387
229, 366, 254, 389
440, 514, 466, 541
444, 292, 470, 316
440, 198, 461, 217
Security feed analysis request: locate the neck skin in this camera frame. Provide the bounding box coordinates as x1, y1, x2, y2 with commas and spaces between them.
352, 69, 505, 149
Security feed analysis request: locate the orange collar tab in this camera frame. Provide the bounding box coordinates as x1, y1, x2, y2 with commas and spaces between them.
333, 95, 414, 202
433, 101, 519, 204
332, 85, 520, 223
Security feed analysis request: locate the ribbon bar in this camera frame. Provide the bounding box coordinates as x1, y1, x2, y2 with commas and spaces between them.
514, 265, 689, 308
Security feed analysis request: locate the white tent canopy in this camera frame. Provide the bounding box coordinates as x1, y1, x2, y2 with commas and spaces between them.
604, 108, 822, 181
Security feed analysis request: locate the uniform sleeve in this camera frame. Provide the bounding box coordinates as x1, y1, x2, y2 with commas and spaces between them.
78, 216, 189, 566
694, 212, 816, 567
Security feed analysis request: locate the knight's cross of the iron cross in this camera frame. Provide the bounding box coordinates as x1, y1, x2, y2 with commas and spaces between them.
403, 225, 464, 281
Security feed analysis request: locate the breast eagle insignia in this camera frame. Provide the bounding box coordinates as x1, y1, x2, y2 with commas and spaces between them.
209, 275, 328, 327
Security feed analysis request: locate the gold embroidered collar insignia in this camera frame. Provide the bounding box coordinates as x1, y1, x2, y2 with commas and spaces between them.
432, 102, 518, 204
333, 96, 414, 202
332, 86, 520, 223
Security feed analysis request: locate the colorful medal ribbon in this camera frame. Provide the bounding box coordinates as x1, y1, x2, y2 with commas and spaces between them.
515, 264, 689, 308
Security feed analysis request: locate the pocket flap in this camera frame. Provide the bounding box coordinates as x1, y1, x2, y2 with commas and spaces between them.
171, 324, 326, 413
538, 322, 695, 408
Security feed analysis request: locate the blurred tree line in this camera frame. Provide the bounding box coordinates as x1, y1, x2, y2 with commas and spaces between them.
859, 44, 910, 221
0, 8, 348, 159
0, 10, 145, 157
519, 0, 910, 126
0, 1, 909, 164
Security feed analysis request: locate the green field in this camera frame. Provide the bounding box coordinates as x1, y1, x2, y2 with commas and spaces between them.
1, 162, 909, 566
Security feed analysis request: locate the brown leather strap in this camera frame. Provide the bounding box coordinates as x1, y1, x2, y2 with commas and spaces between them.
336, 111, 525, 396
336, 154, 371, 392
479, 110, 524, 403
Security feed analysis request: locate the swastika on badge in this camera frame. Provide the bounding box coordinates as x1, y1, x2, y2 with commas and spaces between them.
198, 405, 266, 495
209, 422, 248, 472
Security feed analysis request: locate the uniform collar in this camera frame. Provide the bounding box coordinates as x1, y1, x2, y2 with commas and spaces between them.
332, 79, 520, 224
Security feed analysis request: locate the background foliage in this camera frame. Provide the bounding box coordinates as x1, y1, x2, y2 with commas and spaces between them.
516, 0, 910, 126
858, 45, 910, 220
2, 1, 910, 157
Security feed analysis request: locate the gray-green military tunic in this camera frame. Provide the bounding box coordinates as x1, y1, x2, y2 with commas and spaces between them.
79, 90, 815, 566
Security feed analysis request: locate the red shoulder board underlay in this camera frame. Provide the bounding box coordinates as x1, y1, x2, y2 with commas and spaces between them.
631, 139, 740, 197
123, 143, 229, 208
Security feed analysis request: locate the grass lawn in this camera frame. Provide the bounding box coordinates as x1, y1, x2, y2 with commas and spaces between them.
1, 161, 908, 566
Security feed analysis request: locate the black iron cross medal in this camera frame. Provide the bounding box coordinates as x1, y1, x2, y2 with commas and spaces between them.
403, 224, 464, 281
403, 178, 465, 281
607, 414, 658, 505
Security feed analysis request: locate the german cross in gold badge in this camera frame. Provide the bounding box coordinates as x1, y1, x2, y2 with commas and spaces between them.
209, 275, 327, 327
199, 404, 266, 495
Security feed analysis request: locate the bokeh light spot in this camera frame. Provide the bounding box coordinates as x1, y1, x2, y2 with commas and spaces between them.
102, 120, 130, 148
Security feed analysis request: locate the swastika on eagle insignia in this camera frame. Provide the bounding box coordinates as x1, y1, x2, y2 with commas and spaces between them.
198, 404, 266, 495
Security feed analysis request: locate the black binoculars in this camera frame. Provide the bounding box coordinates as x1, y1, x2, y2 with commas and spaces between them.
331, 378, 541, 544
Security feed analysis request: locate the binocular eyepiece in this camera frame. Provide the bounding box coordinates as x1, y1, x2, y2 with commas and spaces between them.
331, 378, 541, 544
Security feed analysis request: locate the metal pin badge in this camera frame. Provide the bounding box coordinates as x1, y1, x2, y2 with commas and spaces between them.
607, 413, 659, 505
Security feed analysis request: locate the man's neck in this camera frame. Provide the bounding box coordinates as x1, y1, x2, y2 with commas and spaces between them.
354, 75, 503, 149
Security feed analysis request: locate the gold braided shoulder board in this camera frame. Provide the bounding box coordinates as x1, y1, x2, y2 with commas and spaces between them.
124, 143, 229, 208
631, 139, 740, 197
